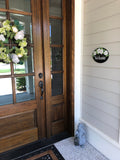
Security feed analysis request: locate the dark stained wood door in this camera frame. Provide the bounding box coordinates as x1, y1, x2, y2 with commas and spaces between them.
0, 0, 67, 153
42, 0, 67, 137
0, 0, 46, 153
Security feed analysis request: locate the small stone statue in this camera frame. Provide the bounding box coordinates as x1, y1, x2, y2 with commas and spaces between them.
74, 123, 87, 147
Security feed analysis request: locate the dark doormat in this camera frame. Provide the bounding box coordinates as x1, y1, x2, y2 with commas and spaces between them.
16, 145, 65, 160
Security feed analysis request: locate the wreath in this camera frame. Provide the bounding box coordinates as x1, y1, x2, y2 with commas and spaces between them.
0, 19, 28, 64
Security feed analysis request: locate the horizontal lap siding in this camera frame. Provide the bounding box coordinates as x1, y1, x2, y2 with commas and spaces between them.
83, 0, 120, 142
84, 0, 115, 13
82, 111, 118, 141
84, 42, 120, 56
84, 0, 120, 24
83, 75, 120, 94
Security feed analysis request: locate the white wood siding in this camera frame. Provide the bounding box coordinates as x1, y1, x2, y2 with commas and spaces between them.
83, 0, 120, 142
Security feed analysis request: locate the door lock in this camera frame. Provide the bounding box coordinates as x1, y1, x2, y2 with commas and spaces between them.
39, 73, 43, 79
39, 81, 44, 100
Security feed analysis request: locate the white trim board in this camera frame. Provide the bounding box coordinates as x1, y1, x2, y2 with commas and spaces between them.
81, 119, 120, 160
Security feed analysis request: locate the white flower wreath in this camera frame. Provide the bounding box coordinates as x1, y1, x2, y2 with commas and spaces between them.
0, 20, 28, 64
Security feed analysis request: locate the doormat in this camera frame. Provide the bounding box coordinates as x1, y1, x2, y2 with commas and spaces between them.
17, 145, 65, 160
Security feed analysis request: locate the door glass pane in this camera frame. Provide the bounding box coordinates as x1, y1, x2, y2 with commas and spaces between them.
0, 0, 6, 8
10, 13, 33, 43
49, 0, 62, 17
51, 47, 63, 71
16, 76, 35, 103
50, 19, 62, 45
0, 12, 6, 21
14, 48, 34, 74
0, 62, 11, 75
0, 78, 13, 106
9, 0, 31, 12
52, 73, 63, 96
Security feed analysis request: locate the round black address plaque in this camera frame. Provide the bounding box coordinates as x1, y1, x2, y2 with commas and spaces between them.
92, 47, 109, 63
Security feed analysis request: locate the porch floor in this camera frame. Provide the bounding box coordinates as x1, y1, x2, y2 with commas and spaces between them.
55, 137, 109, 160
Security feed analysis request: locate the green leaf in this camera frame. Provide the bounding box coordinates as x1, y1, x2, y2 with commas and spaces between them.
10, 33, 14, 39
0, 41, 4, 47
24, 48, 28, 52
9, 47, 14, 53
19, 61, 23, 65
18, 25, 24, 31
14, 20, 19, 26
6, 48, 10, 54
15, 40, 21, 43
7, 32, 11, 38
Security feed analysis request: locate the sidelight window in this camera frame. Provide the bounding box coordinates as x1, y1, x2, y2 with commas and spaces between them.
49, 0, 63, 96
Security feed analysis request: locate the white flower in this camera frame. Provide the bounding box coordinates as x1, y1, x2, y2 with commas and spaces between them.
0, 34, 5, 41
97, 48, 103, 54
14, 30, 24, 40
12, 26, 18, 33
18, 53, 23, 58
10, 54, 20, 63
93, 51, 96, 56
104, 50, 108, 56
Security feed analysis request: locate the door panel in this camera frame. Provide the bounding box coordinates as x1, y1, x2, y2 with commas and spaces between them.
0, 110, 36, 137
0, 128, 38, 153
0, 0, 67, 153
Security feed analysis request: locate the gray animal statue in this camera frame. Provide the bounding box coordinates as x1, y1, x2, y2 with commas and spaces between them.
74, 123, 87, 147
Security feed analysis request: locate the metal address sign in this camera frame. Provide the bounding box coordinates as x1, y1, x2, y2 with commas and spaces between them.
92, 47, 109, 63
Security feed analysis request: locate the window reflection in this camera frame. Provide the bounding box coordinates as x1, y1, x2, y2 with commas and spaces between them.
0, 0, 6, 9
0, 12, 6, 21
50, 19, 62, 45
14, 48, 34, 74
0, 62, 11, 75
0, 78, 13, 106
9, 0, 31, 12
10, 13, 33, 43
16, 76, 35, 103
51, 47, 63, 71
49, 0, 62, 17
52, 73, 63, 96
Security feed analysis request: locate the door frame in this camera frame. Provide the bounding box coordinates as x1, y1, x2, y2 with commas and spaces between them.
66, 0, 75, 135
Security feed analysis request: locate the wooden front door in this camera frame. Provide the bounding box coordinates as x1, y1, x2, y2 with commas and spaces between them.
0, 0, 67, 153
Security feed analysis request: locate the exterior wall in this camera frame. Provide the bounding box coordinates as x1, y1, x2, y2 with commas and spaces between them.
82, 0, 120, 142
74, 0, 120, 159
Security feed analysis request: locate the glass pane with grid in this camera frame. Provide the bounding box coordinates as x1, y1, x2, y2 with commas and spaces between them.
0, 0, 6, 9
0, 78, 13, 106
51, 73, 63, 96
14, 48, 34, 74
9, 0, 31, 12
0, 12, 6, 21
0, 62, 11, 75
10, 13, 33, 43
51, 47, 63, 71
49, 0, 62, 17
49, 19, 62, 45
15, 75, 35, 103
0, 1, 35, 105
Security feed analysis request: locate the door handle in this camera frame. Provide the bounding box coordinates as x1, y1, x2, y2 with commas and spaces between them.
39, 81, 44, 100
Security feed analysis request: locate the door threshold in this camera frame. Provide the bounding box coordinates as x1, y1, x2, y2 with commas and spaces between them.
0, 132, 70, 160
